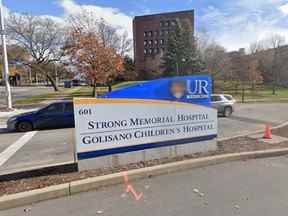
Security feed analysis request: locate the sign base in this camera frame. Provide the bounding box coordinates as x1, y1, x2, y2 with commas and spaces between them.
78, 139, 217, 171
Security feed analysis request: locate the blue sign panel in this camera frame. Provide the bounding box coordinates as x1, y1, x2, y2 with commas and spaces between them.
102, 76, 212, 107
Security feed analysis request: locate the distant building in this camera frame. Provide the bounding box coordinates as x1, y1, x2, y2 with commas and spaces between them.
226, 48, 246, 58
133, 10, 194, 79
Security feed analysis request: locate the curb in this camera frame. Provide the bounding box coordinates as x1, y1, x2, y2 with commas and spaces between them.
1, 147, 288, 210
218, 120, 288, 142
0, 183, 70, 210
0, 161, 78, 181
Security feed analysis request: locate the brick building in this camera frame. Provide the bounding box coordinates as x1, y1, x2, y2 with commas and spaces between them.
133, 10, 194, 79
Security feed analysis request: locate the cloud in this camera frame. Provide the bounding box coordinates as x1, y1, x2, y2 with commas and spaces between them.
5, 0, 288, 53
59, 0, 133, 38
200, 1, 288, 51
279, 3, 288, 14
236, 0, 284, 9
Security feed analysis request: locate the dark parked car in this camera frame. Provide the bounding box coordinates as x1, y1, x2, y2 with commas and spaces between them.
7, 101, 75, 132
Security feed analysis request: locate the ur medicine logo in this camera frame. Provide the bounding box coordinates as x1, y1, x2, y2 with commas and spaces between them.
170, 79, 209, 100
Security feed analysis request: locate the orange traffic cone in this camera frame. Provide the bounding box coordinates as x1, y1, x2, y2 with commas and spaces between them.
263, 124, 272, 139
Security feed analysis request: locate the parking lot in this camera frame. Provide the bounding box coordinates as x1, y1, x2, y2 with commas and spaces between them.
0, 103, 287, 175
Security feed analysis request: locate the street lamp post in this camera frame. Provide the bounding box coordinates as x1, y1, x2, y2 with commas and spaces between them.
176, 58, 186, 76
0, 0, 12, 109
176, 61, 179, 76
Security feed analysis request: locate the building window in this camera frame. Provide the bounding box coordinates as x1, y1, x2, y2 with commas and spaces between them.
160, 21, 164, 27
144, 32, 147, 37
165, 21, 170, 27
148, 31, 153, 37
160, 30, 164, 36
149, 49, 153, 54
154, 40, 158, 45
160, 39, 164, 45
149, 40, 153, 46
171, 20, 177, 26
154, 30, 159, 36
165, 30, 169, 35
154, 48, 159, 54
144, 49, 147, 55
144, 40, 147, 46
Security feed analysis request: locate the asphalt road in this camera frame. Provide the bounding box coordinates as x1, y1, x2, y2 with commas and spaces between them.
0, 103, 287, 175
3, 156, 288, 216
0, 86, 53, 105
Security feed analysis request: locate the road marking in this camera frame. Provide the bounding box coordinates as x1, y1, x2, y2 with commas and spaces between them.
0, 131, 37, 167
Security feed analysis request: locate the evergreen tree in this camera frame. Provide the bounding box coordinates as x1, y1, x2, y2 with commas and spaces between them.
161, 22, 206, 76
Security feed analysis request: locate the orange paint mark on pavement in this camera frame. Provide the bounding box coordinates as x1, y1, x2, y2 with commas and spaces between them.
122, 171, 143, 201
126, 184, 143, 201
123, 171, 129, 185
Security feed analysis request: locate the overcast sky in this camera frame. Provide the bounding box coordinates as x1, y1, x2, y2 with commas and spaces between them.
4, 0, 288, 51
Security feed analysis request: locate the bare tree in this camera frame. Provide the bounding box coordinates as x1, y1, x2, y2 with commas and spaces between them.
67, 9, 132, 57
248, 41, 264, 55
247, 41, 264, 90
201, 43, 226, 91
262, 34, 286, 95
6, 14, 66, 91
196, 31, 226, 91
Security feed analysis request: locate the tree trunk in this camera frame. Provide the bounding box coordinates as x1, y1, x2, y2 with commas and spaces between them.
241, 86, 245, 103
29, 64, 59, 91
251, 81, 255, 91
234, 82, 239, 95
211, 76, 215, 93
108, 84, 112, 92
92, 80, 97, 97
46, 75, 59, 91
272, 82, 276, 95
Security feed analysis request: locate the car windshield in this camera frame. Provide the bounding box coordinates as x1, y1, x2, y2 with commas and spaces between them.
211, 95, 222, 102
41, 103, 64, 114
224, 95, 233, 101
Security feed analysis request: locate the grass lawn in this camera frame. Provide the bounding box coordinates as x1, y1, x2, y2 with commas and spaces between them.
222, 87, 288, 102
112, 81, 144, 89
14, 81, 143, 105
15, 87, 93, 105
16, 81, 288, 105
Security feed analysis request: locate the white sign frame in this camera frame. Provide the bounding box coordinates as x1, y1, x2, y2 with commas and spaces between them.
74, 98, 218, 160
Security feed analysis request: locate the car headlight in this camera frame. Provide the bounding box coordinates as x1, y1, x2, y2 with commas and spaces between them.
8, 117, 17, 123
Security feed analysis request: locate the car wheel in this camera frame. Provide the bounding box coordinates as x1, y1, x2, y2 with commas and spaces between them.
224, 107, 233, 117
16, 121, 33, 132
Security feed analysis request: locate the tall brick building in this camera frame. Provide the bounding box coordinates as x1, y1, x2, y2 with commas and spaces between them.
133, 10, 194, 79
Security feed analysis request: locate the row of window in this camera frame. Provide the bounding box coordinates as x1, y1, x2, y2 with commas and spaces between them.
160, 20, 177, 27
144, 47, 165, 55
144, 29, 170, 37
144, 39, 165, 46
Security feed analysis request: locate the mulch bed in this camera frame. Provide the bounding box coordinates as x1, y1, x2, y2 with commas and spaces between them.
1, 130, 288, 196
273, 125, 288, 138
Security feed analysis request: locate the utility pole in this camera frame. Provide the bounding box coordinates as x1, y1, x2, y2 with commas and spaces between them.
54, 63, 58, 88
0, 0, 12, 109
